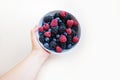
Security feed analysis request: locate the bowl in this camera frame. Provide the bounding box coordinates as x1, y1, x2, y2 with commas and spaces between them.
37, 10, 81, 54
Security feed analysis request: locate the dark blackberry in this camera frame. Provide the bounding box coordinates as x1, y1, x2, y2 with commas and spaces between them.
72, 29, 77, 37
60, 43, 66, 49
51, 26, 58, 34
43, 16, 53, 23
67, 35, 72, 41
64, 13, 72, 21
54, 13, 60, 18
72, 26, 78, 32
58, 23, 66, 34
39, 35, 44, 43
50, 41, 57, 50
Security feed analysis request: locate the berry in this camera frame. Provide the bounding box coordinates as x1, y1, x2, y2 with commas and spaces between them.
39, 35, 44, 43
72, 26, 78, 32
73, 20, 78, 27
53, 38, 57, 42
59, 35, 67, 43
60, 43, 66, 49
73, 36, 79, 43
44, 16, 53, 22
50, 41, 57, 49
66, 28, 72, 35
51, 27, 58, 34
67, 44, 72, 49
64, 13, 72, 21
67, 35, 72, 41
44, 32, 51, 37
44, 43, 49, 49
39, 27, 44, 32
64, 32, 67, 36
56, 46, 62, 53
72, 29, 77, 36
56, 34, 60, 38
43, 23, 49, 30
58, 23, 66, 34
60, 11, 66, 18
54, 13, 60, 18
45, 37, 50, 42
48, 28, 52, 32
50, 19, 58, 27
67, 20, 74, 27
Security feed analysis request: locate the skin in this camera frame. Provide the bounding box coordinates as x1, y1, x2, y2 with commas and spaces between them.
0, 26, 50, 80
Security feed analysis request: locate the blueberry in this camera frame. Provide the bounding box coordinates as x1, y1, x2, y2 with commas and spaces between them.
50, 41, 57, 50
48, 28, 51, 32
39, 35, 44, 43
43, 16, 53, 23
53, 38, 57, 42
44, 43, 49, 49
67, 44, 72, 49
45, 37, 50, 42
56, 34, 60, 38
72, 26, 78, 32
64, 32, 67, 36
38, 32, 42, 36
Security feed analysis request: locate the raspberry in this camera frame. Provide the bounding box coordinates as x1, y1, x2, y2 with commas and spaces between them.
56, 46, 62, 53
50, 19, 58, 27
39, 27, 44, 32
60, 11, 66, 18
44, 32, 51, 37
43, 23, 49, 30
59, 35, 67, 43
67, 20, 74, 27
73, 36, 79, 43
73, 20, 78, 26
66, 28, 72, 35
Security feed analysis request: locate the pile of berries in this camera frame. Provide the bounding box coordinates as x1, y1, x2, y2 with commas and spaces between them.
38, 11, 80, 53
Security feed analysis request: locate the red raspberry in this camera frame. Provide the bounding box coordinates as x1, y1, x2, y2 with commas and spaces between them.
43, 23, 49, 30
60, 11, 67, 18
73, 36, 79, 43
67, 20, 74, 27
56, 46, 62, 53
50, 19, 58, 27
73, 20, 78, 26
44, 32, 51, 37
66, 28, 72, 35
39, 27, 44, 32
59, 35, 67, 43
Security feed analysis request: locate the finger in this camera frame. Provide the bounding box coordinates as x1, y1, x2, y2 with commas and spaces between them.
31, 26, 39, 46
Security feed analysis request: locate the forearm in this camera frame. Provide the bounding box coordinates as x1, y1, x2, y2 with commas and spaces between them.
0, 51, 49, 80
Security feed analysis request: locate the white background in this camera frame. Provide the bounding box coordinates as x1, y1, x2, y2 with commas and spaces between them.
0, 0, 120, 80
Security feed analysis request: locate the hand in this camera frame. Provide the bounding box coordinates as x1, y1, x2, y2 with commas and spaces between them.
31, 26, 51, 55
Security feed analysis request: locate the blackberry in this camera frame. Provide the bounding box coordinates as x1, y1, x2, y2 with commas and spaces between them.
43, 16, 53, 23
72, 29, 77, 37
39, 35, 44, 43
64, 13, 72, 21
50, 41, 57, 50
60, 43, 66, 49
51, 26, 58, 34
72, 26, 78, 32
67, 35, 72, 41
58, 23, 66, 34
54, 12, 60, 18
